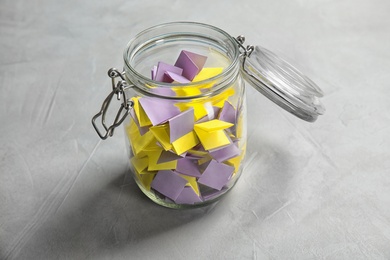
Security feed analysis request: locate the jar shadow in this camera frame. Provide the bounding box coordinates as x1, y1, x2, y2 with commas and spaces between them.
12, 168, 219, 259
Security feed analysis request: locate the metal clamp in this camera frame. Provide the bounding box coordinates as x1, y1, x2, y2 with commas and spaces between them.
92, 68, 133, 140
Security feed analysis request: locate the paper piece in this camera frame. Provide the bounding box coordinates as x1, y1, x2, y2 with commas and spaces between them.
165, 71, 191, 84
176, 158, 202, 177
209, 142, 240, 163
139, 97, 181, 126
173, 86, 202, 97
177, 173, 200, 196
157, 150, 182, 164
219, 101, 236, 124
171, 131, 199, 155
202, 188, 227, 201
194, 127, 231, 150
138, 172, 156, 191
194, 119, 233, 132
147, 149, 177, 171
192, 67, 223, 82
198, 160, 234, 190
225, 154, 242, 175
175, 50, 207, 81
151, 170, 188, 200
150, 87, 176, 97
128, 128, 156, 156
174, 186, 202, 204
132, 97, 152, 127
150, 124, 172, 151
131, 157, 149, 173
169, 108, 194, 142
155, 62, 183, 83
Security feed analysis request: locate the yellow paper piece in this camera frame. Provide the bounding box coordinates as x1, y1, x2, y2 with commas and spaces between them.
178, 174, 200, 196
187, 149, 209, 157
130, 157, 149, 173
171, 131, 199, 155
173, 86, 202, 97
138, 173, 156, 191
132, 130, 156, 156
174, 102, 208, 121
225, 155, 242, 175
147, 149, 177, 171
195, 119, 233, 132
198, 154, 212, 165
192, 67, 224, 82
126, 121, 156, 156
150, 124, 172, 151
132, 97, 152, 127
211, 88, 235, 107
194, 128, 231, 150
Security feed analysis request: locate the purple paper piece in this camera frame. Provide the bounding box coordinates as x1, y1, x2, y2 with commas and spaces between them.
209, 143, 240, 163
198, 160, 234, 191
218, 101, 236, 124
157, 150, 182, 164
151, 170, 187, 200
212, 106, 221, 119
175, 186, 202, 204
202, 187, 228, 201
165, 71, 191, 83
150, 87, 176, 97
176, 158, 202, 177
169, 108, 194, 142
195, 116, 209, 124
139, 97, 181, 126
151, 65, 157, 80
155, 62, 183, 82
175, 50, 207, 81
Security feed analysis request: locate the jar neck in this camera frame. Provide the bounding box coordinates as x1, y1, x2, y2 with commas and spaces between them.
123, 22, 240, 99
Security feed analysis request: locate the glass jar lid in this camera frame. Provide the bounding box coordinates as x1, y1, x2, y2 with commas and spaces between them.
240, 43, 325, 122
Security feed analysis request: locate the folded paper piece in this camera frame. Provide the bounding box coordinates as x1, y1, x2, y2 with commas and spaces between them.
192, 67, 224, 83
132, 97, 152, 127
155, 62, 183, 83
209, 142, 240, 163
194, 128, 231, 151
139, 97, 181, 126
151, 170, 188, 200
177, 173, 200, 196
131, 157, 149, 173
176, 158, 202, 177
147, 149, 178, 171
165, 71, 191, 84
174, 186, 202, 204
169, 108, 194, 143
171, 131, 199, 155
198, 160, 234, 191
138, 173, 156, 191
219, 101, 236, 125
157, 150, 183, 164
175, 50, 207, 81
195, 119, 233, 132
150, 124, 172, 151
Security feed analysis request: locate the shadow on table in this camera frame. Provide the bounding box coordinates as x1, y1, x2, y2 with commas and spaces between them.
11, 139, 294, 259
11, 168, 221, 259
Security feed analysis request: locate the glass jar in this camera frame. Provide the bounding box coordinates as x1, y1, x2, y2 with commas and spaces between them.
92, 22, 325, 209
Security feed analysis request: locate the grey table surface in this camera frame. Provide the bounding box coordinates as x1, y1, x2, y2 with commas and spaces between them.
1, 0, 390, 259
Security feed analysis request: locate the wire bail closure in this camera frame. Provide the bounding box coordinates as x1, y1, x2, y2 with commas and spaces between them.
92, 68, 133, 139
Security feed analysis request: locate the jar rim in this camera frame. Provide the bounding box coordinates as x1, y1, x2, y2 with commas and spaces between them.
122, 21, 240, 98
